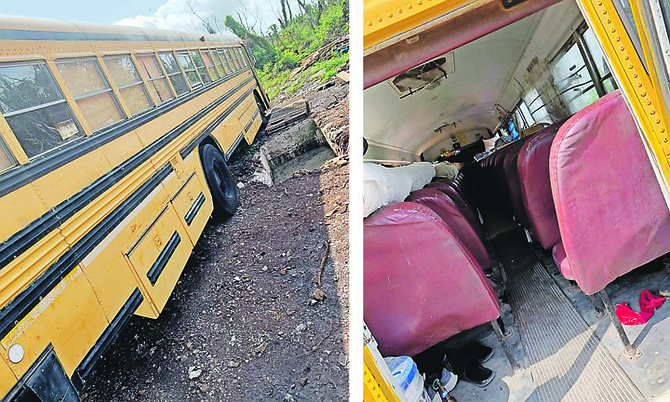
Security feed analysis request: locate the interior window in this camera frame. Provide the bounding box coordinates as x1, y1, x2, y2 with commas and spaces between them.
103, 55, 152, 116
158, 52, 190, 95
0, 61, 83, 158
136, 54, 175, 103
582, 28, 618, 94
524, 88, 551, 125
176, 51, 202, 88
551, 43, 599, 114
56, 58, 124, 132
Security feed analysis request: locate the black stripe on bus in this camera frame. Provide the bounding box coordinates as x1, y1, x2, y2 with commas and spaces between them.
0, 69, 251, 199
0, 76, 254, 271
72, 288, 144, 391
185, 193, 205, 226
252, 109, 260, 120
178, 88, 255, 159
147, 232, 181, 286
0, 163, 171, 341
244, 118, 253, 132
0, 28, 234, 44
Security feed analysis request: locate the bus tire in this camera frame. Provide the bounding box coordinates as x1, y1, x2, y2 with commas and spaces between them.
200, 144, 238, 218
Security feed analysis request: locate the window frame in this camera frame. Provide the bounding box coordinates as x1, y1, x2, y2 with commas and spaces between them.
176, 50, 203, 89
102, 53, 154, 116
0, 59, 85, 160
158, 50, 191, 95
55, 56, 126, 132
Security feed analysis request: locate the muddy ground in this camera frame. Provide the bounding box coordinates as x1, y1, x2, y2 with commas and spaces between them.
81, 75, 349, 401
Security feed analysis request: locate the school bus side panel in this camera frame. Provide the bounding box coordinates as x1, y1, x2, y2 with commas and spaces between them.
0, 266, 108, 379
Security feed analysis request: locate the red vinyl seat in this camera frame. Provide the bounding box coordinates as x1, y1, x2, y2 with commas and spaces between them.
364, 202, 500, 356
406, 188, 491, 270
549, 90, 670, 295
516, 122, 563, 249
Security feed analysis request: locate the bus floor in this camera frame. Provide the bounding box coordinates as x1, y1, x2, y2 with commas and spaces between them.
424, 208, 670, 401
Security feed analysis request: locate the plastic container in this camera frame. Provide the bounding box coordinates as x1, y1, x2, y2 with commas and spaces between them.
384, 356, 430, 402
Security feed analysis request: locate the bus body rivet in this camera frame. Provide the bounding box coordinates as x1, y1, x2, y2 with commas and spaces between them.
611, 28, 616, 33
367, 21, 373, 26
8, 344, 23, 364
651, 110, 656, 115
602, 9, 607, 14
597, 0, 602, 5
417, 0, 422, 5
397, 8, 402, 13
387, 12, 393, 18
615, 36, 621, 42
377, 16, 383, 22
628, 64, 633, 69
407, 3, 412, 8
606, 18, 611, 23
641, 91, 647, 97
656, 119, 661, 124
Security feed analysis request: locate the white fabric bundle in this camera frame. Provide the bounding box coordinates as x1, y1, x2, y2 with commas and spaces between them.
363, 162, 435, 217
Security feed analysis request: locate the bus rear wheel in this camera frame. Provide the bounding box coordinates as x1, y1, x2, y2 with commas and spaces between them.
200, 144, 238, 218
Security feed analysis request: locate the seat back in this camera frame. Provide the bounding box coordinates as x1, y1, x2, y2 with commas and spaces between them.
517, 122, 563, 249
549, 90, 670, 295
407, 188, 491, 269
364, 203, 500, 356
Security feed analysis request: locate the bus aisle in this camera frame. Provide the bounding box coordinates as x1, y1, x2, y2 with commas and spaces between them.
80, 74, 350, 401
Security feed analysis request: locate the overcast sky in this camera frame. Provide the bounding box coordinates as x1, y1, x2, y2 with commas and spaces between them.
0, 0, 295, 35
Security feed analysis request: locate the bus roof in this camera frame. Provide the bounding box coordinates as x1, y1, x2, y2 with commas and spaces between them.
0, 15, 240, 46
364, 0, 561, 88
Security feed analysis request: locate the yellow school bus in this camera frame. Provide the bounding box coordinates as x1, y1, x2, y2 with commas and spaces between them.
0, 16, 268, 400
364, 0, 670, 400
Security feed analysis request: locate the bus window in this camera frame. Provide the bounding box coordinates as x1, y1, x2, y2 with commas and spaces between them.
226, 48, 240, 71
582, 29, 618, 93
0, 16, 269, 400
237, 48, 248, 68
0, 140, 14, 172
200, 49, 219, 80
103, 55, 153, 116
218, 49, 233, 73
551, 42, 598, 115
158, 51, 190, 95
56, 58, 125, 132
176, 51, 202, 88
524, 87, 551, 125
209, 49, 225, 77
135, 54, 174, 104
0, 61, 83, 158
189, 50, 212, 84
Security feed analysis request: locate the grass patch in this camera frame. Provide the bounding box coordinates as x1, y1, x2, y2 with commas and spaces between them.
258, 51, 349, 100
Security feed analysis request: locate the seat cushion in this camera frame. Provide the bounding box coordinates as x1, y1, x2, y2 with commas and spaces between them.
552, 242, 573, 280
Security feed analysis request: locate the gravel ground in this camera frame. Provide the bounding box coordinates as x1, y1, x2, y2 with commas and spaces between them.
81, 76, 350, 401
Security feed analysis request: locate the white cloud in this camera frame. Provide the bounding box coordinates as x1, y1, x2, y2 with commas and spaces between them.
115, 0, 287, 35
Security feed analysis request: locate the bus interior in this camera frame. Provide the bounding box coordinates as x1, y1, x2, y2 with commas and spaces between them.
363, 0, 670, 400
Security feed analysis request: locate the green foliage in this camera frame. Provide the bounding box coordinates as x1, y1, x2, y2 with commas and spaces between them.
224, 15, 247, 39
236, 0, 348, 99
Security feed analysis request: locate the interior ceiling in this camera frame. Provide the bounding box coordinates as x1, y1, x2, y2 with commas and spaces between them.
363, 6, 545, 156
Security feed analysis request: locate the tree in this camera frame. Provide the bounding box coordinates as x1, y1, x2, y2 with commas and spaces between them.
224, 15, 248, 39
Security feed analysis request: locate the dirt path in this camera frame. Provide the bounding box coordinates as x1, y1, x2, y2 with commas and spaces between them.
82, 77, 349, 401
